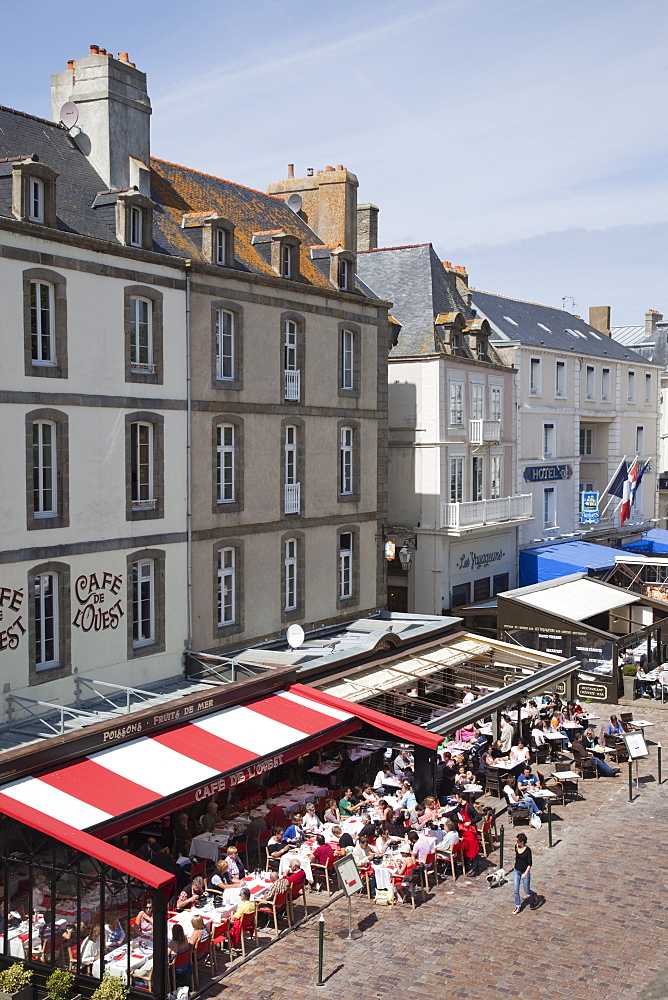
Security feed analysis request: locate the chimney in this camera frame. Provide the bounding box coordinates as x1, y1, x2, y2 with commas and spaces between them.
357, 204, 379, 252
588, 305, 611, 337
50, 48, 151, 193
267, 165, 358, 252
645, 309, 663, 338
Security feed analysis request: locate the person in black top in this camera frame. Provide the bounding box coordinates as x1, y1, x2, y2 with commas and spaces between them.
331, 825, 355, 850
512, 833, 538, 913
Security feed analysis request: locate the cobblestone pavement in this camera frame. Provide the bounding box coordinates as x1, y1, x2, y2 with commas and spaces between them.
203, 703, 667, 1000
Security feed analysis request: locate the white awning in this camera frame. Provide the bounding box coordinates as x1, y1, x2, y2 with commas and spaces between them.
513, 578, 639, 622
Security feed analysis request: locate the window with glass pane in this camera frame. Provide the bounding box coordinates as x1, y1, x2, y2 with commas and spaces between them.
555, 361, 566, 397
472, 456, 483, 501
339, 533, 352, 599
627, 370, 635, 402
218, 548, 235, 625
579, 427, 593, 456
29, 177, 44, 222
449, 383, 463, 426
133, 559, 154, 645
490, 385, 502, 420
473, 577, 490, 601
130, 206, 143, 247
215, 228, 227, 265
131, 423, 153, 502
340, 426, 353, 494
338, 258, 351, 290
636, 426, 644, 455
30, 281, 55, 364
601, 367, 610, 400
543, 423, 555, 458
543, 487, 556, 527
216, 309, 234, 380
284, 321, 297, 370
33, 421, 56, 515
585, 365, 595, 400
130, 297, 152, 368
471, 384, 484, 420
530, 358, 541, 395
490, 454, 501, 499
216, 424, 235, 503
282, 244, 292, 278
35, 572, 58, 668
341, 329, 354, 389
284, 425, 297, 484
645, 373, 652, 404
449, 457, 463, 503
285, 538, 297, 611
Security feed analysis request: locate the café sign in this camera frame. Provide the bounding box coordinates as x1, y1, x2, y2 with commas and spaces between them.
0, 587, 26, 652
523, 464, 573, 482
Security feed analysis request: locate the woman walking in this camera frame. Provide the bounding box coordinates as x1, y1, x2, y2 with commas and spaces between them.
512, 832, 539, 914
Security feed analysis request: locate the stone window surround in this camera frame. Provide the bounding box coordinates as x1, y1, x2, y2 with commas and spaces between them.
338, 322, 361, 398
116, 192, 154, 251
336, 523, 360, 609
123, 285, 164, 385
203, 217, 236, 267
271, 233, 301, 281
281, 416, 305, 517
22, 267, 68, 379
212, 414, 244, 514
124, 411, 165, 521
280, 310, 306, 403
28, 559, 72, 686
25, 408, 69, 531
281, 529, 305, 623
212, 537, 245, 640
330, 247, 356, 291
126, 548, 166, 658
337, 418, 361, 503
211, 300, 244, 391
12, 160, 59, 229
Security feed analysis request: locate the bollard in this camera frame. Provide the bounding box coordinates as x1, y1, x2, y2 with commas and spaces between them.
628, 760, 633, 802
547, 798, 553, 848
316, 913, 325, 987
659, 743, 663, 785
499, 824, 505, 870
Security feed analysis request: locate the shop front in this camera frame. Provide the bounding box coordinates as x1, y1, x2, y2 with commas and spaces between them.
447, 530, 517, 610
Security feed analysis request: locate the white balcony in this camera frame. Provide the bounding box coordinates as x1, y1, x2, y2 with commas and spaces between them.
440, 493, 533, 533
284, 369, 301, 402
469, 419, 501, 445
284, 482, 301, 514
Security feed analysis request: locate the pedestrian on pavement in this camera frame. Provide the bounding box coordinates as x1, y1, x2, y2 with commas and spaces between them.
512, 833, 538, 914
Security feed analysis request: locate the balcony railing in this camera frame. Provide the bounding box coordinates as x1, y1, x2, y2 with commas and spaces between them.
284, 482, 301, 514
284, 369, 301, 402
441, 493, 532, 531
469, 419, 501, 445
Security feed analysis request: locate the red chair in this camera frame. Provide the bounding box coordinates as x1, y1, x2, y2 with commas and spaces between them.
170, 946, 194, 991
265, 785, 279, 798
311, 857, 336, 895
289, 879, 308, 922
437, 841, 465, 884
422, 850, 437, 891
249, 793, 263, 807
278, 780, 291, 793
239, 910, 258, 957
190, 860, 206, 879
210, 919, 232, 971
358, 864, 374, 901
193, 936, 212, 986
257, 890, 289, 935
236, 798, 250, 812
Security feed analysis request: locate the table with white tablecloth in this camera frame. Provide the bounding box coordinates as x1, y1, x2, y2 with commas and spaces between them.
190, 832, 229, 861
92, 939, 153, 981
221, 875, 273, 907
278, 848, 313, 883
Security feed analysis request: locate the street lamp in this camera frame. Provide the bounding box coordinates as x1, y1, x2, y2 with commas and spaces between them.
398, 544, 412, 571
381, 526, 417, 570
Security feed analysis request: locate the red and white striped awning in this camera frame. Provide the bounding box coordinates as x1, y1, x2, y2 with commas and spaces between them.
0, 689, 355, 836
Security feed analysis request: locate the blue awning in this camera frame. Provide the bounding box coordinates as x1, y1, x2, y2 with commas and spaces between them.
519, 541, 617, 587
622, 528, 668, 554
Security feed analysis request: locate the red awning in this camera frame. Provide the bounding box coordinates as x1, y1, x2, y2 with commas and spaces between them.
290, 683, 443, 751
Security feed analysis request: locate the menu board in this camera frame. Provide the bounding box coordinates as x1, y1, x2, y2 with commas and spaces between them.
334, 855, 363, 897
623, 732, 648, 760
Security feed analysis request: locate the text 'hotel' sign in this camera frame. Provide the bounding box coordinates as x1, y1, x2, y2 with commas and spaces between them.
523, 464, 573, 482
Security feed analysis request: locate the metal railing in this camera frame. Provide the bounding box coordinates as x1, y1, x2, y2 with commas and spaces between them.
441, 493, 533, 530
469, 419, 501, 445
284, 369, 301, 401
284, 481, 301, 514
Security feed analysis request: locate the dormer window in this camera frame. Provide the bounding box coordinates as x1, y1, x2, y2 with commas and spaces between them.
282, 243, 293, 279
270, 234, 300, 281
338, 258, 351, 290
330, 249, 356, 292
215, 228, 227, 265
28, 178, 44, 223
130, 206, 143, 247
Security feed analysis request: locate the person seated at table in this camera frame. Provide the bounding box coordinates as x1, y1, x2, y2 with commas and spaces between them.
79, 923, 101, 972
31, 873, 50, 912
604, 715, 625, 737
172, 812, 196, 858
330, 825, 354, 852
436, 819, 460, 856
358, 814, 378, 839
352, 835, 374, 867
636, 664, 654, 698
531, 720, 547, 747
286, 859, 307, 892
225, 844, 246, 881
135, 901, 153, 938
373, 765, 394, 794
168, 923, 193, 980
484, 744, 504, 766
654, 664, 668, 698
361, 784, 380, 805
393, 849, 419, 904
549, 712, 570, 750
176, 875, 206, 911
188, 913, 209, 948
245, 812, 268, 848
407, 829, 433, 865
393, 749, 413, 776
455, 793, 479, 826
265, 801, 286, 830
525, 700, 540, 724
373, 825, 394, 857
264, 871, 291, 902
571, 733, 620, 777
198, 800, 222, 833
309, 833, 335, 869
284, 813, 306, 844
104, 912, 126, 949
462, 686, 476, 706
323, 798, 341, 824
339, 789, 361, 817
266, 829, 290, 871
421, 796, 440, 825
510, 741, 531, 765
437, 751, 458, 798
567, 700, 585, 717
455, 723, 476, 744
397, 781, 417, 817
208, 859, 234, 891
454, 765, 474, 789
503, 780, 542, 818
516, 765, 542, 794
302, 803, 323, 834
228, 889, 256, 952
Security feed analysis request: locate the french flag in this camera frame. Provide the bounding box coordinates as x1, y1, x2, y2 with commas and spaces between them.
620, 458, 638, 525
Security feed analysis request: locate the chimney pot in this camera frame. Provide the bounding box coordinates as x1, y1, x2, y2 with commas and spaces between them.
287, 164, 294, 179
90, 45, 100, 54
99, 48, 107, 55
443, 261, 452, 268
325, 165, 335, 172
118, 52, 129, 62
67, 60, 74, 70
337, 164, 344, 171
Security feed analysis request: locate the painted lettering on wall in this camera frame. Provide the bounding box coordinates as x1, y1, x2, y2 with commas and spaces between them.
72, 571, 124, 632
456, 549, 505, 572
0, 587, 26, 652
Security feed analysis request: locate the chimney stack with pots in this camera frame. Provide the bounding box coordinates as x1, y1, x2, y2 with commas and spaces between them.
645, 310, 663, 338
357, 204, 379, 252
267, 165, 359, 252
588, 305, 611, 337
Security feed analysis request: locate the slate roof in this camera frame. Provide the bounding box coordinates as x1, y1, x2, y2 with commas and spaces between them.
610, 320, 668, 367
472, 289, 656, 365
356, 244, 471, 356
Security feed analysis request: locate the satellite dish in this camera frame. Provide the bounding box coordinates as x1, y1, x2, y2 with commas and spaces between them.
286, 623, 305, 649
287, 193, 302, 214
60, 102, 79, 129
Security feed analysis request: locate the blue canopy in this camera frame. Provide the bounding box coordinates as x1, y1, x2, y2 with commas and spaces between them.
519, 541, 617, 587
622, 528, 668, 555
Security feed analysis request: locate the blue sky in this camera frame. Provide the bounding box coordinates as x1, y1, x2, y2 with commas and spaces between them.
2, 0, 666, 324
